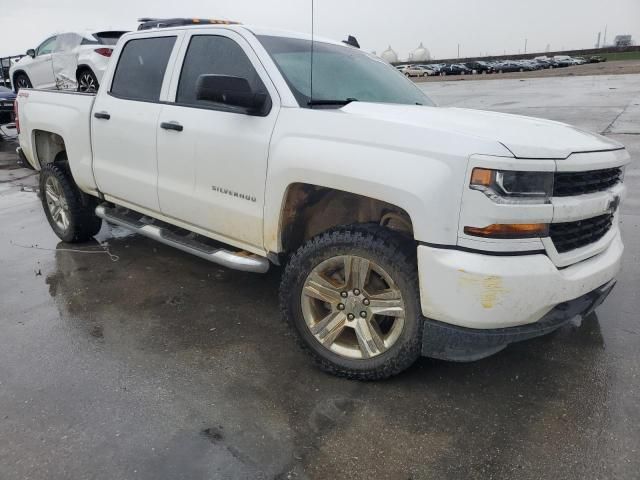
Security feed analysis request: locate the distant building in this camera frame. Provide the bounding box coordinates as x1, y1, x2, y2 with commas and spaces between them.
409, 42, 431, 62
380, 45, 398, 64
614, 35, 633, 47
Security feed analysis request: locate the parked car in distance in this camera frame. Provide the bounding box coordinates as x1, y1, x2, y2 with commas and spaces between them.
441, 63, 472, 75
589, 55, 607, 63
0, 86, 16, 125
518, 60, 542, 70
417, 64, 441, 74
534, 58, 555, 69
465, 61, 494, 74
552, 55, 574, 67
401, 65, 433, 77
10, 31, 127, 93
494, 62, 525, 73
421, 63, 443, 74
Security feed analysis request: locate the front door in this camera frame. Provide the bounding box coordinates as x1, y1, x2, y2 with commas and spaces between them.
156, 31, 279, 251
29, 36, 57, 89
91, 34, 180, 212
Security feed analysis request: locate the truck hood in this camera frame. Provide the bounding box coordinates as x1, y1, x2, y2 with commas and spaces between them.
341, 103, 623, 159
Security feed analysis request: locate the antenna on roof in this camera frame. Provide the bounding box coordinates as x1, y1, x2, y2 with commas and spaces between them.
342, 35, 360, 49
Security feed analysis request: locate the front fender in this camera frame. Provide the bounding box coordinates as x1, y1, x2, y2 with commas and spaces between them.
263, 109, 483, 252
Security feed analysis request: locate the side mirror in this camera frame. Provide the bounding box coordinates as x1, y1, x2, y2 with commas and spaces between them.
195, 75, 268, 115
26, 49, 36, 58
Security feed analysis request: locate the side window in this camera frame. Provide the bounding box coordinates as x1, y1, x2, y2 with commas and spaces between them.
176, 35, 267, 109
55, 33, 83, 53
110, 36, 176, 102
80, 35, 99, 46
36, 37, 57, 56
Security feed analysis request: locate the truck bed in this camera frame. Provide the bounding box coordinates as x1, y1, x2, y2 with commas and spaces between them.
16, 89, 98, 193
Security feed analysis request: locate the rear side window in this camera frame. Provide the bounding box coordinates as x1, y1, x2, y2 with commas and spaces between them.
110, 36, 176, 102
94, 31, 127, 45
176, 35, 267, 108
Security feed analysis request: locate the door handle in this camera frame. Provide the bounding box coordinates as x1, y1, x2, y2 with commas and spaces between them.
160, 121, 183, 132
94, 111, 110, 120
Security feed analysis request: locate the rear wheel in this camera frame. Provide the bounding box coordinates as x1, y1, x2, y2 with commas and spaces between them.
280, 225, 423, 380
77, 69, 99, 93
40, 160, 102, 242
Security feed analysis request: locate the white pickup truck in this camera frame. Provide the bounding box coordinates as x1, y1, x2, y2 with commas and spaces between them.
15, 20, 629, 379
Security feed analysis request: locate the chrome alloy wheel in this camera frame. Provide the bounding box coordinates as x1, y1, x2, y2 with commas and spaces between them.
78, 72, 97, 92
301, 255, 405, 359
44, 176, 70, 232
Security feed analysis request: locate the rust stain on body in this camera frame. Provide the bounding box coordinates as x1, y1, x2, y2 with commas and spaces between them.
458, 274, 508, 309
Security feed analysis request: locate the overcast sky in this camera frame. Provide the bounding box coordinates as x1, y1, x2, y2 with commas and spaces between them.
1, 0, 639, 59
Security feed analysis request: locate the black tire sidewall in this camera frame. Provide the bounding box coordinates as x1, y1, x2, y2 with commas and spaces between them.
39, 162, 101, 242
281, 227, 423, 379
16, 73, 31, 90
40, 164, 77, 242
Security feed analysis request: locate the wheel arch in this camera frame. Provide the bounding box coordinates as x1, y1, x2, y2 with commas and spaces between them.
11, 70, 29, 92
33, 130, 67, 168
274, 183, 416, 255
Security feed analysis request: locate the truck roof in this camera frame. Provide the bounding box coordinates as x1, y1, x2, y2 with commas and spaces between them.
131, 19, 343, 46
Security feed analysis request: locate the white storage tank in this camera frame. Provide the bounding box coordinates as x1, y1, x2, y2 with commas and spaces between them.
380, 46, 398, 64
409, 42, 431, 62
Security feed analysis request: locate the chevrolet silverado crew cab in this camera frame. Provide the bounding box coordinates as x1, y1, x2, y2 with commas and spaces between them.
15, 19, 629, 379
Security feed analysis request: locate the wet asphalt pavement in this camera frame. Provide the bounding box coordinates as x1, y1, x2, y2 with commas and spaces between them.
1, 74, 639, 480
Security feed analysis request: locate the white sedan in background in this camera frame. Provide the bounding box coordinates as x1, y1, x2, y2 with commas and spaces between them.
10, 31, 127, 93
399, 65, 434, 77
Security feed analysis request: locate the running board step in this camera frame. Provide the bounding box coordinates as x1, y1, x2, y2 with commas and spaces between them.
95, 205, 270, 273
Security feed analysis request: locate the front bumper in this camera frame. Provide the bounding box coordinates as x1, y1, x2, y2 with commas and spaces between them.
421, 280, 616, 361
417, 230, 623, 329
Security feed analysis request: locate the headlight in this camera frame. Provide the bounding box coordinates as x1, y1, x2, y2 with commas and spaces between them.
470, 168, 554, 204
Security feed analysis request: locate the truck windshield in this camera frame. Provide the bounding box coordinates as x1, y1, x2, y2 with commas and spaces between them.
258, 35, 434, 108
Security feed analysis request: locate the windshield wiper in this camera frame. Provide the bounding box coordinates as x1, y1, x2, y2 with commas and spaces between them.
307, 98, 358, 107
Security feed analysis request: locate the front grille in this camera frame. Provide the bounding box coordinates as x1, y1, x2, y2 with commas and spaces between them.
550, 213, 614, 253
553, 167, 622, 197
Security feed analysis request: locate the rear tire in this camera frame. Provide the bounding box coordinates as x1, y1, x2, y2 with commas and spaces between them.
280, 225, 423, 380
77, 69, 99, 93
40, 159, 102, 243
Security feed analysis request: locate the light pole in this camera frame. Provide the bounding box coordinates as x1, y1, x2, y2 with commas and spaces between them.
524, 38, 528, 54
457, 43, 460, 58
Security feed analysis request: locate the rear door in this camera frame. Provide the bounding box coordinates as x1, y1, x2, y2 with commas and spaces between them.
29, 36, 57, 89
51, 33, 83, 90
156, 29, 280, 251
91, 32, 182, 212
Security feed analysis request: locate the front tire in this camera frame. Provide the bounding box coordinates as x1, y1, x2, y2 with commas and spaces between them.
14, 73, 32, 92
40, 161, 102, 243
280, 225, 423, 380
